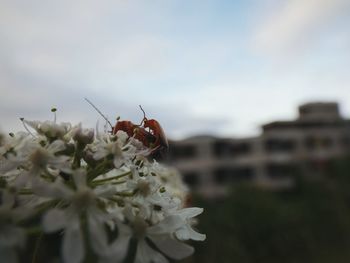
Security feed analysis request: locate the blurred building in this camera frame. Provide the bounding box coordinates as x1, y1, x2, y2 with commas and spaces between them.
164, 102, 350, 197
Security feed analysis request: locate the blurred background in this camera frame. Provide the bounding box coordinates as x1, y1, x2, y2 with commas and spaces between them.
1, 0, 350, 262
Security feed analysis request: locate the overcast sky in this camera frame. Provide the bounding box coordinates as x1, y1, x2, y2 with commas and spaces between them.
1, 0, 350, 139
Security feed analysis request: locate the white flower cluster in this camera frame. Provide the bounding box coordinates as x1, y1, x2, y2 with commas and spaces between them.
0, 119, 205, 263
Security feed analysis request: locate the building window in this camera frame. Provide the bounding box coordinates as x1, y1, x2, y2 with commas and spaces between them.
213, 140, 230, 157
213, 140, 251, 158
265, 138, 296, 153
340, 136, 350, 146
266, 164, 296, 178
304, 137, 315, 150
213, 167, 254, 184
304, 136, 333, 150
182, 172, 199, 188
169, 144, 197, 160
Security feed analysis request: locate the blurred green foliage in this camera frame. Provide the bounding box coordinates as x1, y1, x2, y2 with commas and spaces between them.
189, 155, 350, 263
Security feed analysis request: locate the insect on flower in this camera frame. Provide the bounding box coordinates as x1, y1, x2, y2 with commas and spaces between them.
85, 99, 168, 158
113, 106, 169, 158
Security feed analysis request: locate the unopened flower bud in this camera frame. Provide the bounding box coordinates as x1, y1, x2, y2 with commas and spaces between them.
73, 127, 94, 145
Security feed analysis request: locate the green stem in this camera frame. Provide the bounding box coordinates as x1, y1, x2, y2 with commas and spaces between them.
26, 226, 43, 235
72, 143, 84, 169
18, 188, 33, 195
93, 180, 127, 187
86, 160, 113, 181
115, 191, 135, 197
92, 171, 131, 185
31, 232, 43, 263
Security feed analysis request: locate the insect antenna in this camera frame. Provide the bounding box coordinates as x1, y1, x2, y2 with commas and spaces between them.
85, 98, 113, 130
138, 105, 147, 126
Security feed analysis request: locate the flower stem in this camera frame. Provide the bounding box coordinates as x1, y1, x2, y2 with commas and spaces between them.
87, 159, 113, 181
31, 232, 43, 263
92, 171, 131, 185
18, 188, 33, 195
115, 191, 135, 197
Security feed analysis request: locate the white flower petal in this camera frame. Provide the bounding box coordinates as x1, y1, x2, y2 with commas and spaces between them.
48, 155, 70, 166
186, 226, 206, 241
108, 238, 131, 262
62, 223, 84, 263
93, 185, 116, 198
116, 221, 133, 237
42, 209, 67, 233
88, 216, 108, 256
174, 227, 190, 241
123, 206, 136, 222
93, 151, 107, 160
176, 207, 203, 220
149, 234, 194, 260
116, 131, 128, 144
32, 179, 73, 199
47, 140, 66, 153
135, 239, 168, 263
147, 216, 183, 235
175, 225, 206, 241
102, 224, 132, 263
151, 252, 169, 263
12, 172, 30, 189
113, 158, 124, 168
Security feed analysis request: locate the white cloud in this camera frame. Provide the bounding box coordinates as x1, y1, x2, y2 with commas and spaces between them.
164, 62, 350, 138
254, 0, 350, 54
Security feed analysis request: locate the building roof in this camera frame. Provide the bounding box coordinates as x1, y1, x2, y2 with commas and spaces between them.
262, 119, 350, 131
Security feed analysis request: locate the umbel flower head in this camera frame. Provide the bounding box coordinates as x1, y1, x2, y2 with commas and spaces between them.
0, 115, 205, 263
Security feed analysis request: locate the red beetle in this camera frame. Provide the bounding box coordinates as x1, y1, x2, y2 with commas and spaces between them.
139, 105, 169, 153
85, 98, 168, 156
112, 120, 136, 137
113, 106, 168, 157
112, 120, 155, 149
